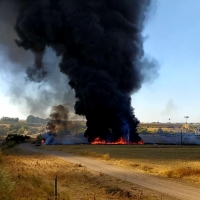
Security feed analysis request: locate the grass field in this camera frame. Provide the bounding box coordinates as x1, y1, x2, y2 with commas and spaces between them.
0, 142, 176, 200
43, 144, 200, 184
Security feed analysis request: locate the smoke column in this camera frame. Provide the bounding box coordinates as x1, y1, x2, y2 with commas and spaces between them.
3, 0, 153, 143
42, 104, 88, 145
47, 105, 69, 133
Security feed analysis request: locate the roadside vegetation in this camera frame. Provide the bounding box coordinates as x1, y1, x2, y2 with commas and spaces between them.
44, 144, 200, 185
0, 143, 174, 200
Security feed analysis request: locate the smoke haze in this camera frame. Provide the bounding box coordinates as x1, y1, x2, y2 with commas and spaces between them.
0, 0, 76, 118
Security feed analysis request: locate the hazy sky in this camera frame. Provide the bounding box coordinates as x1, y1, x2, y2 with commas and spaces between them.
0, 0, 200, 123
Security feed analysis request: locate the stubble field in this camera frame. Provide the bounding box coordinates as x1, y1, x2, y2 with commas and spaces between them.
43, 144, 200, 184
0, 142, 177, 200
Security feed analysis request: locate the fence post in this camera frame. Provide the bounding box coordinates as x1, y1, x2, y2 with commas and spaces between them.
55, 175, 58, 200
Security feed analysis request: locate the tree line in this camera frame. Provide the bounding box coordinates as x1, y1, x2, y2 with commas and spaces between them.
1, 116, 50, 124
1, 117, 19, 122
26, 115, 50, 124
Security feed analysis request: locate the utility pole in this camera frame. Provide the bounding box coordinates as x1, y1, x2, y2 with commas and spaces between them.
180, 129, 183, 147
184, 116, 189, 134
184, 116, 189, 124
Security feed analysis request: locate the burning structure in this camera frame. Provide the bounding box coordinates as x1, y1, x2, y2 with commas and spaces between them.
1, 0, 153, 144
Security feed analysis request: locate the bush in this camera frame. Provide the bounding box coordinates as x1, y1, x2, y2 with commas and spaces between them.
17, 127, 25, 135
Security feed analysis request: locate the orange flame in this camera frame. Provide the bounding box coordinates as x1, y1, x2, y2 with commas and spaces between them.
91, 137, 144, 145
41, 139, 45, 143
138, 140, 144, 145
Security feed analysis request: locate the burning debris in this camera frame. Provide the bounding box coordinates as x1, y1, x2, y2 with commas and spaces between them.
2, 0, 154, 144
43, 105, 69, 144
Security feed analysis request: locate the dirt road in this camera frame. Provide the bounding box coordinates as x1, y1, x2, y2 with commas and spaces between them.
20, 143, 200, 200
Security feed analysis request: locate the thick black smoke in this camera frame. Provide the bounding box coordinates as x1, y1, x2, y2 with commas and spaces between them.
10, 0, 151, 142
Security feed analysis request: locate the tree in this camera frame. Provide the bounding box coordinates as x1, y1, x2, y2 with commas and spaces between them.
26, 115, 35, 123
1, 117, 19, 122
26, 115, 50, 123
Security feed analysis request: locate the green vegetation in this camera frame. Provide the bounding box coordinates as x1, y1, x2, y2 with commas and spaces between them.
0, 120, 86, 138
1, 117, 19, 122
0, 121, 46, 136
7, 124, 27, 135
26, 115, 50, 124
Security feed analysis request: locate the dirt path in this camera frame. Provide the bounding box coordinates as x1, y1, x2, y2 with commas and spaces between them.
20, 143, 200, 200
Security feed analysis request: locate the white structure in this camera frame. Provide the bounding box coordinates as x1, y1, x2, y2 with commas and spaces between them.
195, 127, 200, 135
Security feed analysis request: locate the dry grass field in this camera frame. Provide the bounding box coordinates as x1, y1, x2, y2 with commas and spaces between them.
0, 142, 176, 200
43, 144, 200, 185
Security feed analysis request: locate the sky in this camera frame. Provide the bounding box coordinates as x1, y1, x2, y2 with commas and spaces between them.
0, 0, 200, 123
132, 0, 200, 123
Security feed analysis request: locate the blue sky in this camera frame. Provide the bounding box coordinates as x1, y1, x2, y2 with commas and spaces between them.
132, 0, 200, 123
0, 0, 200, 123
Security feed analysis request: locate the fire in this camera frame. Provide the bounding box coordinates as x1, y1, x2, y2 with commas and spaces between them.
138, 140, 144, 145
91, 137, 106, 145
41, 139, 45, 143
91, 137, 144, 145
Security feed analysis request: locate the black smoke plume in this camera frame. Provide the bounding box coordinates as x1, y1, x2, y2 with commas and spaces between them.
47, 105, 69, 133
6, 0, 152, 143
